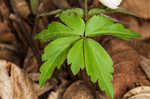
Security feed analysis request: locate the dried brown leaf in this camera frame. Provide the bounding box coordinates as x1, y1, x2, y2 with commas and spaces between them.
0, 60, 38, 99
0, 60, 13, 99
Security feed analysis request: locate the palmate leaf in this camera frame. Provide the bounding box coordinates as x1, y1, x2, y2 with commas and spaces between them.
84, 38, 114, 99
67, 39, 85, 75
88, 8, 105, 17
37, 12, 141, 99
39, 36, 80, 86
88, 7, 138, 17
56, 8, 84, 18
104, 7, 138, 17
35, 22, 74, 42
39, 8, 83, 17
85, 15, 141, 40
59, 12, 85, 35
35, 13, 85, 42
67, 38, 114, 99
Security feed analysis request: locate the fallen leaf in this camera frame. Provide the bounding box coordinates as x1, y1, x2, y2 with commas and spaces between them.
0, 60, 38, 99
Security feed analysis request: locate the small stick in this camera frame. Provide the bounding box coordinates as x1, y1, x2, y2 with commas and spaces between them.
9, 14, 42, 65
140, 56, 150, 81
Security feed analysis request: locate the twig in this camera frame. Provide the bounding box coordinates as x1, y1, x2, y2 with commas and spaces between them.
9, 14, 42, 65
140, 56, 150, 81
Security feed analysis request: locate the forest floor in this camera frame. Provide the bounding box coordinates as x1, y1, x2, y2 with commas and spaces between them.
1, 0, 150, 99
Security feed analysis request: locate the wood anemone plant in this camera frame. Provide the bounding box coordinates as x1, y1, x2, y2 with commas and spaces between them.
35, 0, 140, 99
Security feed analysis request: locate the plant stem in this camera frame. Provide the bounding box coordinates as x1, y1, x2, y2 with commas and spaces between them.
84, 0, 88, 20
39, 9, 63, 17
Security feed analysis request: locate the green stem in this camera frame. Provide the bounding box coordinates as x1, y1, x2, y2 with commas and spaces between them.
39, 9, 63, 17
84, 0, 88, 20
84, 0, 88, 37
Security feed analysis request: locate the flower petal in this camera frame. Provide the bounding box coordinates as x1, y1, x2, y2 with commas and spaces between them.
99, 0, 122, 9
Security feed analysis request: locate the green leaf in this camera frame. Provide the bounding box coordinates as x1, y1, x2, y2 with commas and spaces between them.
85, 15, 114, 35
85, 15, 141, 40
39, 36, 80, 86
30, 0, 39, 14
35, 13, 85, 42
67, 39, 84, 75
36, 13, 141, 99
57, 8, 84, 18
39, 57, 56, 87
40, 8, 84, 17
88, 7, 138, 17
84, 38, 114, 99
56, 49, 68, 69
88, 8, 105, 17
42, 36, 80, 61
60, 12, 85, 35
105, 7, 138, 17
35, 22, 77, 42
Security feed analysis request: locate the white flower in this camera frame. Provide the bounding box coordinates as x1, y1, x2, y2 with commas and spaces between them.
99, 0, 122, 9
